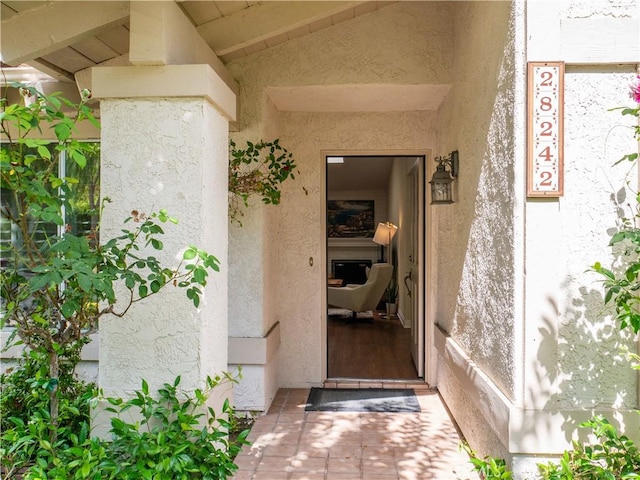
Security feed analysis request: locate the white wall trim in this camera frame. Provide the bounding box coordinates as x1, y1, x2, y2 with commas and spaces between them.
228, 321, 281, 366
1, 328, 99, 362
435, 325, 511, 441
436, 326, 640, 455
527, 3, 640, 64
560, 18, 640, 64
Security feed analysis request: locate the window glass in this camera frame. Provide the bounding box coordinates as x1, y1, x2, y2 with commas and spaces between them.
0, 141, 100, 322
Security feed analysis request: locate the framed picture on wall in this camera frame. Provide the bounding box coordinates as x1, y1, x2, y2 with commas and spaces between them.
327, 200, 375, 238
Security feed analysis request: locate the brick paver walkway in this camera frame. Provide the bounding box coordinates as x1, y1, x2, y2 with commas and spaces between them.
232, 386, 479, 480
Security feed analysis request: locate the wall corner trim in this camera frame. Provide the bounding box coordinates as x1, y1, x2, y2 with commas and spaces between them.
435, 325, 512, 442
1, 329, 99, 361
228, 322, 281, 365
435, 326, 640, 455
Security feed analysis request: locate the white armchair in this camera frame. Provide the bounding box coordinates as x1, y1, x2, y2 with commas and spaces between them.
328, 263, 393, 318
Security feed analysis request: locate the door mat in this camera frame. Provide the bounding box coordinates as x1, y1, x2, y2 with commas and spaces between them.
305, 388, 420, 413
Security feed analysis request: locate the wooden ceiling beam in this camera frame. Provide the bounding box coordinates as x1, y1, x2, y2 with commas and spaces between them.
1, 1, 129, 66
198, 1, 361, 55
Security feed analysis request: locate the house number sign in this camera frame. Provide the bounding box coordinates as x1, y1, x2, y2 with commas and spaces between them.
527, 61, 564, 197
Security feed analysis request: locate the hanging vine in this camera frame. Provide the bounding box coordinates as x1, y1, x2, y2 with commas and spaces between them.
228, 138, 300, 224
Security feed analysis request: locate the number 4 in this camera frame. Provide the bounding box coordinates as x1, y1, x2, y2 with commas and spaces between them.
538, 146, 553, 161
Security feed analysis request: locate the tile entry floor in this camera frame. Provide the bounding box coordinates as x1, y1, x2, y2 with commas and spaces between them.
232, 386, 480, 480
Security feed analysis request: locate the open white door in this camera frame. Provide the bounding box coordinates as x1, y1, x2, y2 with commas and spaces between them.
407, 159, 425, 377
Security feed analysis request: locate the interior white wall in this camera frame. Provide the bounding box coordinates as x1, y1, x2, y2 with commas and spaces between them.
389, 158, 413, 323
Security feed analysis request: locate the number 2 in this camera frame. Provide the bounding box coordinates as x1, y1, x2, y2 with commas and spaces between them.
540, 171, 553, 187
539, 121, 552, 136
540, 70, 553, 87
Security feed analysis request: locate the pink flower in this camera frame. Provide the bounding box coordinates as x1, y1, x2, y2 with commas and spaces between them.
631, 75, 640, 104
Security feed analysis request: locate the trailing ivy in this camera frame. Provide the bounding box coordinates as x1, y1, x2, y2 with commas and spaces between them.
228, 138, 299, 224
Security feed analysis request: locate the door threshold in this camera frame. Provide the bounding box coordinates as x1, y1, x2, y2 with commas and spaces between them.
324, 378, 430, 389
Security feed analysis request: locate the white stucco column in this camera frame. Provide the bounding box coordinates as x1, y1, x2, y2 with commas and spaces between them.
92, 65, 235, 406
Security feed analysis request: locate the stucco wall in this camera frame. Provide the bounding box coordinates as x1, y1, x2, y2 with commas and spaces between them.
227, 2, 454, 132
525, 66, 639, 412
226, 2, 452, 388
99, 97, 229, 397
431, 0, 522, 465
435, 1, 517, 396
433, 0, 640, 473
276, 111, 436, 386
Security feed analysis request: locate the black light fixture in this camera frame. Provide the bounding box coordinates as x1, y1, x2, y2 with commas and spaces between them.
429, 150, 459, 204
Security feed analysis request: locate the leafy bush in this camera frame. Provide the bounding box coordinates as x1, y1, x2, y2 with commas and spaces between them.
538, 416, 640, 480
1, 372, 249, 479
0, 346, 95, 478
463, 443, 513, 479
101, 374, 247, 480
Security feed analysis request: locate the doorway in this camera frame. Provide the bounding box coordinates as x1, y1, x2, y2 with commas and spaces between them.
325, 154, 426, 380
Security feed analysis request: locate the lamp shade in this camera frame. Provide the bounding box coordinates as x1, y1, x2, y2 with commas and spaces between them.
373, 222, 398, 246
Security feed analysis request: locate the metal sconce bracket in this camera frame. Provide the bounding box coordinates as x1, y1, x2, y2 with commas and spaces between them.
436, 150, 459, 177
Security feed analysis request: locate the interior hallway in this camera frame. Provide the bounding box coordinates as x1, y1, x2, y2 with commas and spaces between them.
328, 310, 419, 380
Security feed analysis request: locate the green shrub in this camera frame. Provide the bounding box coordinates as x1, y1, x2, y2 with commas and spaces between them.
465, 415, 640, 479
463, 443, 513, 480
100, 374, 248, 479
538, 416, 640, 480
0, 346, 95, 477
1, 367, 249, 479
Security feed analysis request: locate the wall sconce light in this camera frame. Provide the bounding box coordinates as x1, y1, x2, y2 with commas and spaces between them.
429, 150, 459, 204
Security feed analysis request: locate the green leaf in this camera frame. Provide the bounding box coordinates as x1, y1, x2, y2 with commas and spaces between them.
150, 280, 161, 293
70, 148, 87, 168
193, 267, 207, 284
61, 300, 80, 318
29, 273, 52, 290
54, 121, 71, 141
183, 248, 197, 260
36, 144, 52, 160
77, 272, 92, 292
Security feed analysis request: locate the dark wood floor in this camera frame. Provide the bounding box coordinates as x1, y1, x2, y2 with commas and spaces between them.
327, 310, 420, 380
